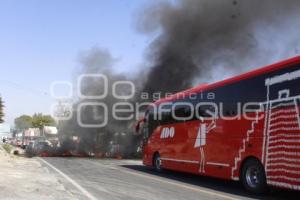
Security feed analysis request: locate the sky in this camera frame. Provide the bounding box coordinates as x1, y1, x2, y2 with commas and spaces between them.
0, 0, 150, 126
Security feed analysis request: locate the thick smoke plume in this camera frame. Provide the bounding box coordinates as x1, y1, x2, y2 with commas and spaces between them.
58, 48, 141, 157
139, 0, 300, 95
58, 0, 300, 157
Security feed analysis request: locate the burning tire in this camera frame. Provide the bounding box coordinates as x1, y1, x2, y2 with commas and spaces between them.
240, 158, 267, 194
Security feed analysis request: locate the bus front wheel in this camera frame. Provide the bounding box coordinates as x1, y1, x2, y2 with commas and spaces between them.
240, 158, 267, 194
153, 153, 163, 172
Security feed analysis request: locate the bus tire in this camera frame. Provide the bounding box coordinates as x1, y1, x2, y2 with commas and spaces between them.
240, 158, 267, 194
153, 153, 163, 172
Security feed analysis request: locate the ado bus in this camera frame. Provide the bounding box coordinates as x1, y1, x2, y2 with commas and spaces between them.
140, 56, 300, 193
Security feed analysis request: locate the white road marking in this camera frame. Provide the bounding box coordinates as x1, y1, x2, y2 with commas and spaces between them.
87, 160, 240, 200
122, 169, 240, 200
38, 158, 99, 200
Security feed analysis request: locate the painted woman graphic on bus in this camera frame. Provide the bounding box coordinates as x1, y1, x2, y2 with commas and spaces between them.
194, 119, 216, 173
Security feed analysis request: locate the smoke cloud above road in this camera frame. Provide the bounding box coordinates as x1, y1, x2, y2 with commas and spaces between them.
57, 0, 300, 157
58, 48, 141, 157
138, 0, 300, 95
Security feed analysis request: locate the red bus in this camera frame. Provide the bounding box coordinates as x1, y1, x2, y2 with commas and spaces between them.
141, 56, 300, 193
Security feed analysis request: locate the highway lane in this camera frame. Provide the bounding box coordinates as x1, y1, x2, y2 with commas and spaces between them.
40, 158, 299, 200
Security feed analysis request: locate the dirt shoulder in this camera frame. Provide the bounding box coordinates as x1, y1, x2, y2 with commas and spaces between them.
0, 144, 76, 200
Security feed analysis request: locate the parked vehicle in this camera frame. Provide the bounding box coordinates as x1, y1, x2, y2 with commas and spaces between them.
25, 139, 53, 156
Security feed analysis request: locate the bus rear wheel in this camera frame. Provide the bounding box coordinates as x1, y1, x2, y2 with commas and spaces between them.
240, 158, 267, 194
153, 153, 163, 172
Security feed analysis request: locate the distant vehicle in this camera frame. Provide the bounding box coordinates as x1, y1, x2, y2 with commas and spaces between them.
26, 140, 53, 156
14, 139, 22, 147
4, 137, 12, 144
22, 128, 41, 149
25, 141, 35, 156
140, 56, 300, 193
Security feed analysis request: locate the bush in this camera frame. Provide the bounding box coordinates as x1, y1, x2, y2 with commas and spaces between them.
2, 144, 12, 154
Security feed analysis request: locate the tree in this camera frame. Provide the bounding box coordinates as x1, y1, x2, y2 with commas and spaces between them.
0, 96, 4, 123
32, 113, 56, 130
14, 115, 32, 131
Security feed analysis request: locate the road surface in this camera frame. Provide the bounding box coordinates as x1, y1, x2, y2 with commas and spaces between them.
40, 157, 299, 200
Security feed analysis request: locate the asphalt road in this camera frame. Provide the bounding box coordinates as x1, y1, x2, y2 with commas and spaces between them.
39, 157, 299, 200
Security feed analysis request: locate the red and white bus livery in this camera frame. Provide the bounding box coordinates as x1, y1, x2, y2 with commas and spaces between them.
141, 56, 300, 193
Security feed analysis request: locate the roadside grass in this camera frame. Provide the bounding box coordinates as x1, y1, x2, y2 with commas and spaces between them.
2, 143, 13, 154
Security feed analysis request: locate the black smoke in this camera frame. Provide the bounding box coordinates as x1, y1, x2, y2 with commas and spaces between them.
57, 0, 300, 157
138, 0, 300, 95
58, 48, 142, 157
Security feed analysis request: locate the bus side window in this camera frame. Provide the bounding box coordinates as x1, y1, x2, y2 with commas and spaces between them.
174, 106, 192, 122
197, 104, 216, 118
148, 107, 160, 138
223, 101, 238, 116
175, 107, 186, 118
226, 110, 236, 116
159, 104, 173, 125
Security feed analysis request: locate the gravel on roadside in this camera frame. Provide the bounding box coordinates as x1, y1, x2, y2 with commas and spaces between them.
0, 145, 76, 200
